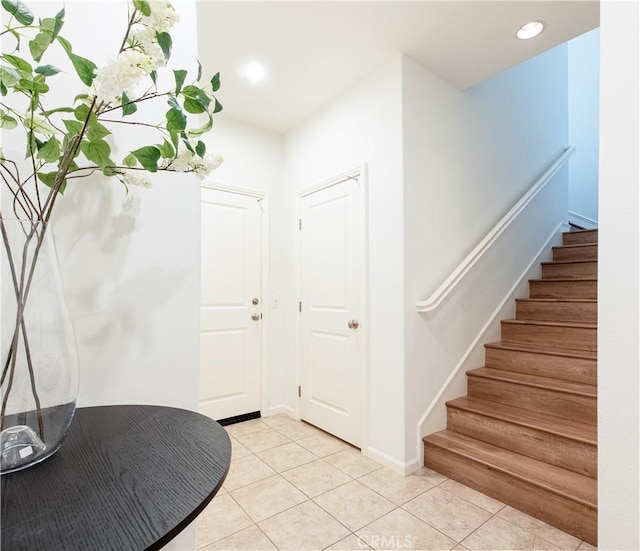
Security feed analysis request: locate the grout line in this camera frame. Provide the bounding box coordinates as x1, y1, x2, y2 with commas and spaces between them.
210, 418, 584, 550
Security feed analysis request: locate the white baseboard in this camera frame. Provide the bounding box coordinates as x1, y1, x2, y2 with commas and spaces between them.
263, 404, 296, 419
364, 446, 421, 476
568, 211, 598, 229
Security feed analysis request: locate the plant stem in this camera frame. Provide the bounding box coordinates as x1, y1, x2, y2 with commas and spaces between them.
0, 219, 46, 438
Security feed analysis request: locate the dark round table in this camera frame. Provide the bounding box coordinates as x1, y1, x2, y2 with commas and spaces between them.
1, 404, 231, 551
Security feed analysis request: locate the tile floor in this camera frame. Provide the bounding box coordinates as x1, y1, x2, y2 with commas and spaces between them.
197, 415, 596, 551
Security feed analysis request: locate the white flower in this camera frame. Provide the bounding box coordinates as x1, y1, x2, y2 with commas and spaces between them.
121, 171, 153, 189
129, 26, 166, 67
93, 50, 156, 105
168, 151, 223, 179
170, 149, 193, 172
140, 2, 179, 33
192, 154, 224, 179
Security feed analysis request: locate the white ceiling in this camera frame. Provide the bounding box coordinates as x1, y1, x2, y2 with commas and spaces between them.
197, 1, 599, 133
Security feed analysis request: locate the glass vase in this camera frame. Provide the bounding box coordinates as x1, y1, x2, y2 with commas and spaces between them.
1, 219, 78, 474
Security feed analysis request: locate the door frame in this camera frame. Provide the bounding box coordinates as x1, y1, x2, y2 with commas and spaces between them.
294, 165, 369, 449
200, 181, 270, 417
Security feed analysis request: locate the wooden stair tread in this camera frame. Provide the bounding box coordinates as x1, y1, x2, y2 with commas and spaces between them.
553, 243, 598, 249
529, 278, 597, 283
468, 367, 597, 397
485, 341, 596, 361
502, 318, 596, 329
516, 298, 597, 304
447, 396, 596, 444
424, 430, 597, 508
541, 260, 597, 266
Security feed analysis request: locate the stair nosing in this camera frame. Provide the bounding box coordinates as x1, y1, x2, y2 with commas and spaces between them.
515, 298, 597, 303
553, 243, 598, 250
467, 367, 597, 398
424, 431, 597, 509
501, 319, 597, 329
446, 396, 597, 445
541, 260, 597, 266
485, 341, 597, 360
529, 278, 597, 283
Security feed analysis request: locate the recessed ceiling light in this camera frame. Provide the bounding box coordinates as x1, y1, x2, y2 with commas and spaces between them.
516, 20, 546, 40
244, 62, 267, 84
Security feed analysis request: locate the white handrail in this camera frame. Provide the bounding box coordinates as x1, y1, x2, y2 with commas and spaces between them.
416, 146, 575, 313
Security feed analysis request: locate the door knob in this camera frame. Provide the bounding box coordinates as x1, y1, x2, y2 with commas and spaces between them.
251, 313, 260, 321
348, 319, 359, 329
252, 298, 259, 305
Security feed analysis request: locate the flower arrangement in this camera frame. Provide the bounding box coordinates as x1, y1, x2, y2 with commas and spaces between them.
0, 0, 223, 221
0, 0, 223, 471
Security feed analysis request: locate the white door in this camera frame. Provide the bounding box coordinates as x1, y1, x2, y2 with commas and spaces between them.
299, 175, 366, 447
200, 187, 262, 421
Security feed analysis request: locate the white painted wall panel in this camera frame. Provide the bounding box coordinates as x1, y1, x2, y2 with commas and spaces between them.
403, 46, 570, 463
598, 2, 640, 548
569, 28, 600, 226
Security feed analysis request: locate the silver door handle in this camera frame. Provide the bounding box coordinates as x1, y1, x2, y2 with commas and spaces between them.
348, 319, 359, 329
251, 313, 260, 321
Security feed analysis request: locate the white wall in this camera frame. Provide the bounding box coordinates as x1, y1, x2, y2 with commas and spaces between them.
31, 0, 203, 412
568, 28, 600, 228
598, 1, 640, 549
284, 58, 407, 468
1, 2, 203, 548
403, 45, 570, 465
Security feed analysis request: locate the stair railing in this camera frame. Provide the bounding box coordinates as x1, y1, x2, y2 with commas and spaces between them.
416, 146, 575, 313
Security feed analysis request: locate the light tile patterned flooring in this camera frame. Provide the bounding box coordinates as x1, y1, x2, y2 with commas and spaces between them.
197, 415, 597, 550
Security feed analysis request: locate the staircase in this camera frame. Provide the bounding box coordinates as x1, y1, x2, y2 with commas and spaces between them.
423, 228, 597, 546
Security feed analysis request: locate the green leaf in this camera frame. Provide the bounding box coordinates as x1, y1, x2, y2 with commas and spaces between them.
17, 78, 49, 93
102, 164, 117, 177
183, 97, 205, 114
213, 99, 223, 113
121, 91, 137, 116
195, 140, 206, 158
186, 113, 212, 138
74, 93, 90, 103
57, 37, 96, 86
122, 153, 137, 168
37, 171, 66, 194
210, 72, 221, 92
29, 32, 52, 62
74, 103, 96, 124
2, 54, 32, 76
0, 109, 18, 129
181, 133, 194, 154
182, 85, 211, 114
196, 59, 202, 81
150, 70, 157, 86
35, 64, 61, 77
86, 121, 110, 141
166, 107, 186, 132
131, 146, 161, 172
1, 0, 34, 25
0, 64, 20, 86
133, 0, 151, 16
167, 95, 181, 111
158, 139, 175, 159
51, 12, 65, 41
174, 69, 187, 95
62, 119, 83, 136
0, 82, 6, 96
40, 106, 74, 116
156, 31, 172, 61
36, 136, 60, 163
80, 139, 111, 168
